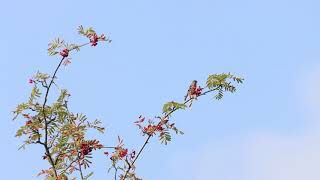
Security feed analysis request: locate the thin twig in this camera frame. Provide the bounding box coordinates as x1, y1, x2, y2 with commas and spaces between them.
114, 166, 118, 180
77, 153, 85, 180
41, 57, 65, 177
122, 87, 219, 179
60, 157, 78, 175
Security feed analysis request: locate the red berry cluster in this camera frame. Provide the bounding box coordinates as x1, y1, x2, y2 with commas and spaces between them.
29, 79, 34, 84
88, 34, 106, 46
110, 147, 128, 160
194, 86, 203, 96
25, 120, 32, 126
118, 148, 128, 158
60, 48, 69, 58
80, 143, 92, 156
23, 114, 33, 126
143, 124, 164, 135
156, 124, 164, 131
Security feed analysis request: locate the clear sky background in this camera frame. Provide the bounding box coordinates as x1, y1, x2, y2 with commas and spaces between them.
1, 0, 320, 179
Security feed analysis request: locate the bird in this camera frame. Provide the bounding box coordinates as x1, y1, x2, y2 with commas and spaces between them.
184, 80, 198, 101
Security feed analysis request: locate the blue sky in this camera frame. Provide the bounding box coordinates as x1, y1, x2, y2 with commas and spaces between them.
1, 0, 320, 179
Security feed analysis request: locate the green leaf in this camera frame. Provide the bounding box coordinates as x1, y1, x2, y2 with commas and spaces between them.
45, 176, 56, 180
48, 51, 58, 56
78, 25, 85, 35
29, 86, 41, 104
207, 73, 230, 89
84, 172, 94, 180
47, 38, 65, 56
159, 131, 171, 145
215, 89, 224, 100
207, 73, 244, 100
172, 126, 184, 135
87, 119, 105, 133
69, 44, 80, 51
78, 25, 96, 37
232, 76, 244, 84
13, 103, 29, 120
15, 126, 28, 137
35, 72, 50, 81
162, 101, 187, 114
57, 89, 70, 103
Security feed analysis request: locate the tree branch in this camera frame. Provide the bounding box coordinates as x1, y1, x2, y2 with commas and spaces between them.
123, 86, 219, 179
77, 153, 85, 180
39, 40, 103, 177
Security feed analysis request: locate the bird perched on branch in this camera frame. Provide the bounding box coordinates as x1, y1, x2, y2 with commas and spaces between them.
184, 80, 198, 101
